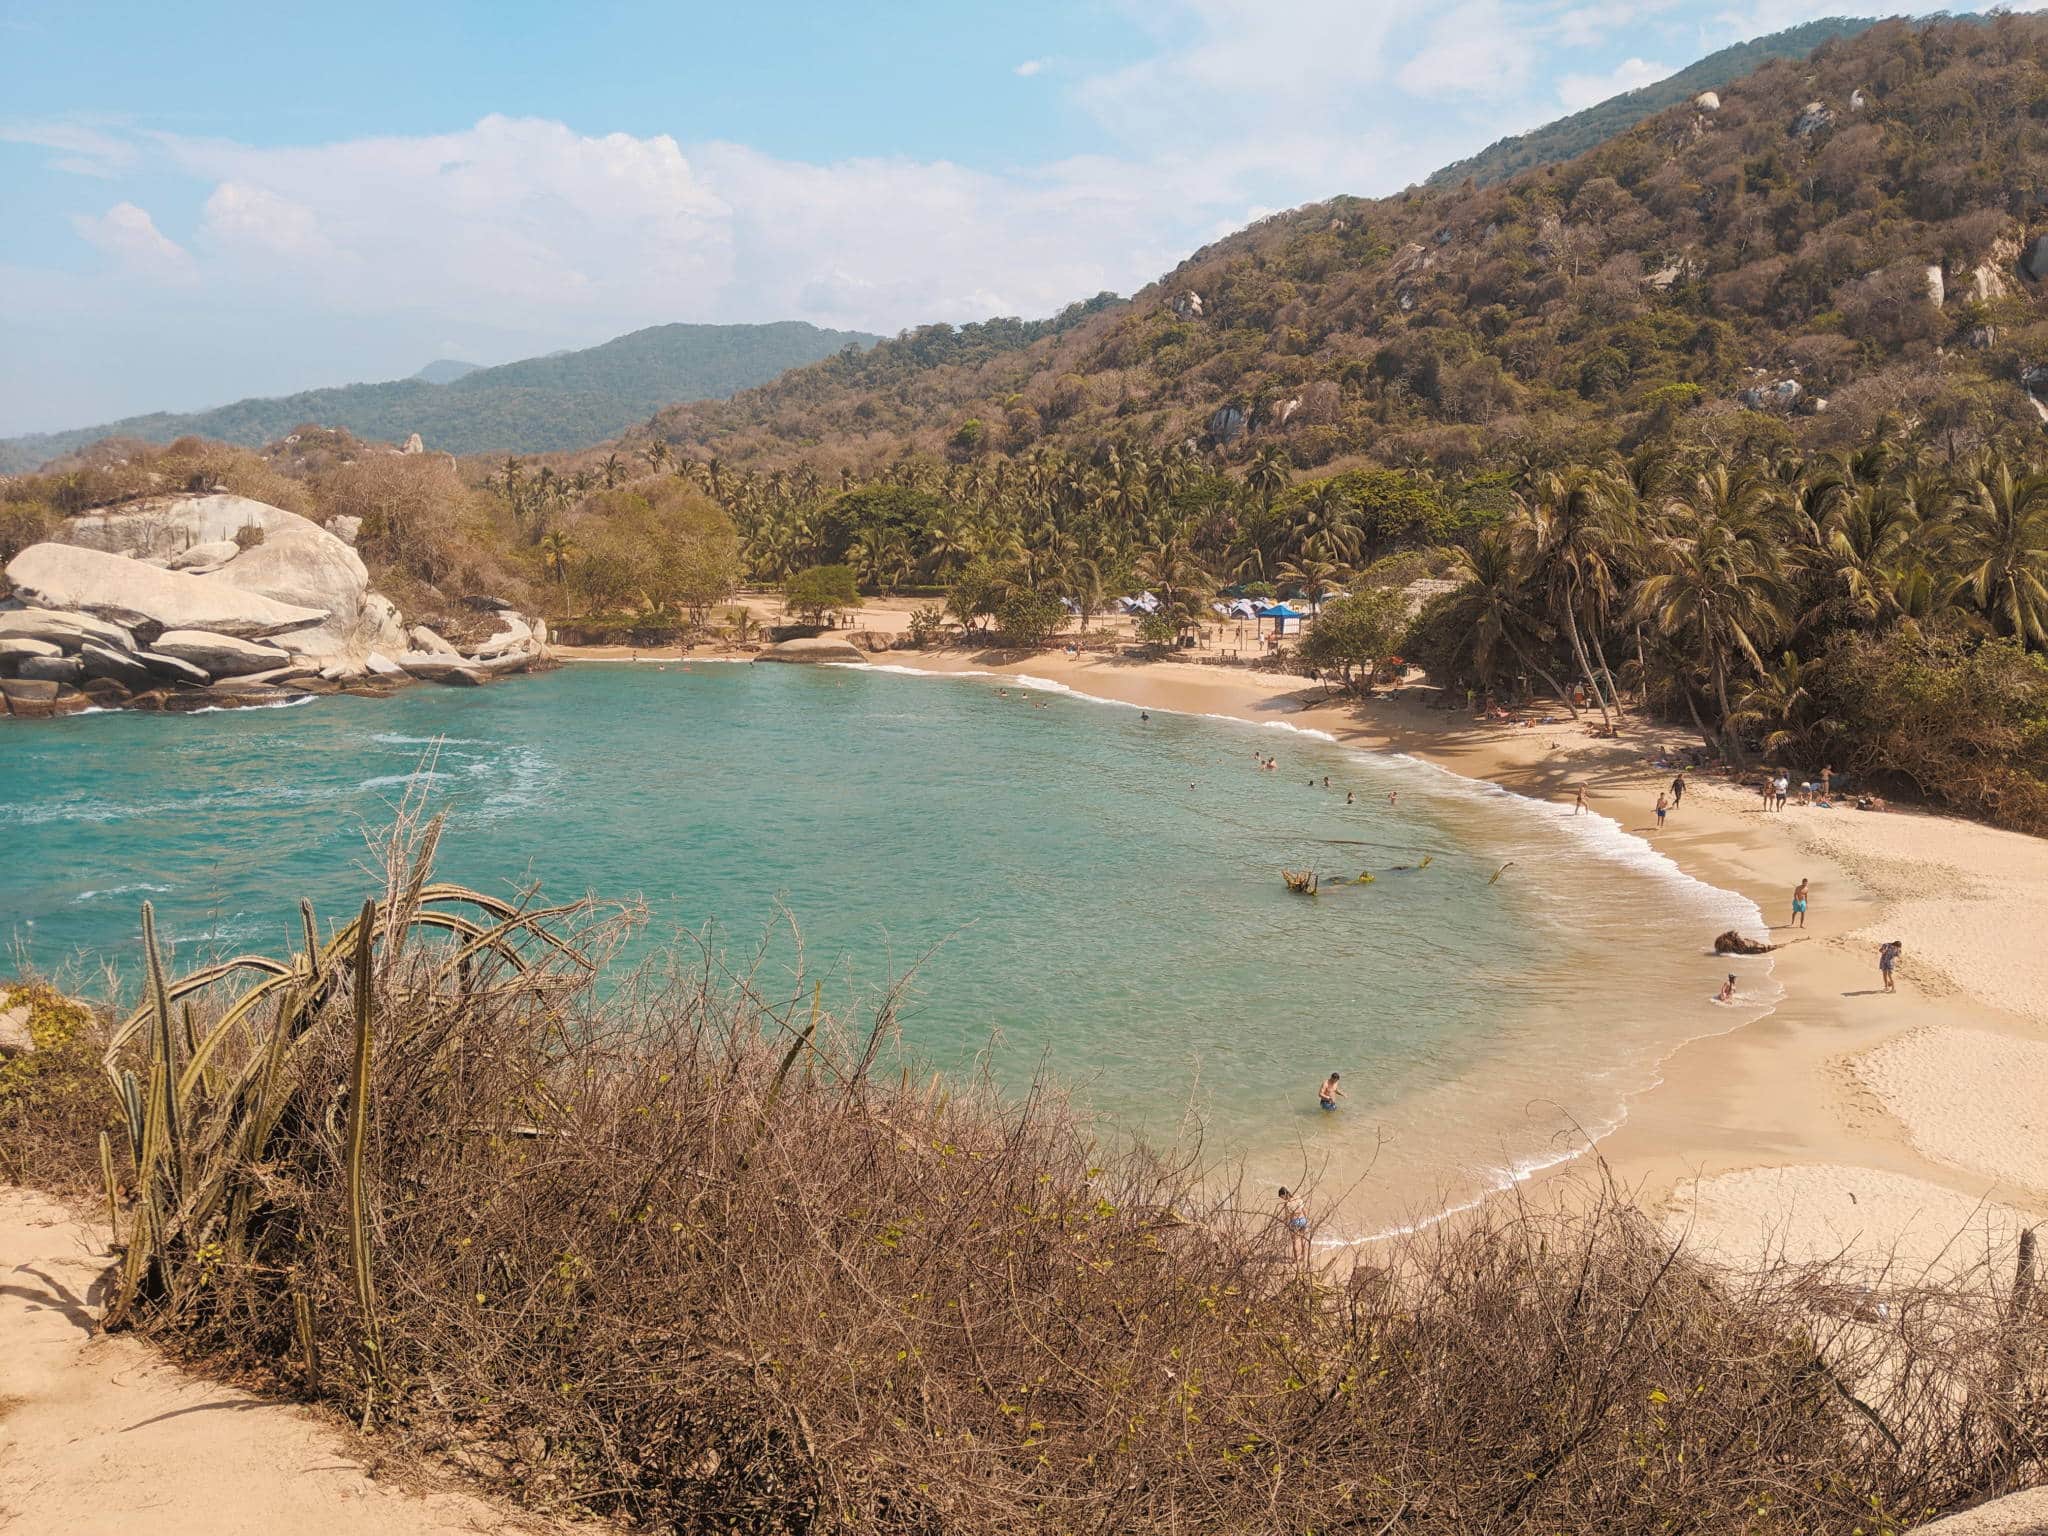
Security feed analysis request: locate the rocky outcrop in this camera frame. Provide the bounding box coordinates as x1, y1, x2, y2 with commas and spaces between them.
0, 636, 62, 665
1693, 90, 1719, 111
18, 653, 86, 686
1170, 291, 1203, 320
1793, 100, 1835, 137
3, 492, 553, 715
754, 635, 868, 665
6, 544, 329, 638
150, 630, 292, 678
0, 606, 139, 652
2022, 233, 2048, 285
401, 433, 425, 454
0, 678, 90, 718
396, 654, 487, 685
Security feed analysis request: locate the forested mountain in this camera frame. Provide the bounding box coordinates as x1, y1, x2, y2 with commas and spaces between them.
637, 15, 2047, 479
1423, 16, 1882, 190
0, 321, 878, 471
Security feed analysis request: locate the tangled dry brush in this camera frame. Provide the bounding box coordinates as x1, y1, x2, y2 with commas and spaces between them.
12, 817, 2047, 1534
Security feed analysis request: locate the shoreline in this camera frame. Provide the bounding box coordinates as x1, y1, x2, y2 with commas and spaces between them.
588, 639, 2048, 1268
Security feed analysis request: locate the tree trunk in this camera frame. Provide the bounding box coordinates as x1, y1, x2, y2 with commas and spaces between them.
1560, 602, 1613, 733
1712, 648, 1746, 771
1590, 624, 1622, 715
1504, 632, 1578, 718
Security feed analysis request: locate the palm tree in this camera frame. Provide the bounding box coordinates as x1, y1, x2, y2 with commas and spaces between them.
601, 453, 625, 490
642, 440, 672, 475
538, 529, 576, 614
1275, 557, 1352, 611
1632, 466, 1791, 765
1442, 527, 1578, 713
1515, 470, 1622, 731
1944, 454, 2048, 648
1246, 444, 1292, 508
1732, 650, 1832, 765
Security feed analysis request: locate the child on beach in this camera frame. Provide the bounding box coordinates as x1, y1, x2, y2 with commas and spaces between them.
1879, 940, 1902, 993
1655, 791, 1669, 829
1792, 878, 1809, 928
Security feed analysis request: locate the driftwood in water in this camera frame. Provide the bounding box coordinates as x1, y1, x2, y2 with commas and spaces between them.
1282, 869, 1319, 895
1714, 930, 1788, 955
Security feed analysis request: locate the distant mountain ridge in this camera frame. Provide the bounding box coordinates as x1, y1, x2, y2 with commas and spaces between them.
1424, 16, 1882, 189
0, 321, 880, 471
412, 359, 482, 384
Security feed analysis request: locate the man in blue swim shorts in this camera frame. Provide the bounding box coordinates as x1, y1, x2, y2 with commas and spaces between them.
1318, 1072, 1345, 1111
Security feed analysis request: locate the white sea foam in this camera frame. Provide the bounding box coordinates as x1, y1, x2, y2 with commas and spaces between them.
73, 882, 174, 903
359, 770, 450, 791
372, 732, 493, 746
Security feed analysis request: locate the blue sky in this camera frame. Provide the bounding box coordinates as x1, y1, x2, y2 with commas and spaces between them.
0, 0, 1986, 433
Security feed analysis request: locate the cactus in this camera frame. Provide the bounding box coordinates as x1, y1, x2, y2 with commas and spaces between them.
345, 898, 383, 1402
98, 1129, 119, 1243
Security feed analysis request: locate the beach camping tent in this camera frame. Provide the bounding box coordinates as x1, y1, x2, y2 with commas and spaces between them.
1114, 592, 1161, 615
1255, 601, 1307, 636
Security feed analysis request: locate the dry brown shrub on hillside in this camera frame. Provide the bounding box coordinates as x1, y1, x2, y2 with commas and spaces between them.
21, 819, 2035, 1535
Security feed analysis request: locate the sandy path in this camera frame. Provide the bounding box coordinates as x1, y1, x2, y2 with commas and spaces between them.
0, 1187, 552, 1536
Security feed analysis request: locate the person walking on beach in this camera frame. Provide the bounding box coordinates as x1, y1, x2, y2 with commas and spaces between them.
1792, 878, 1809, 929
1318, 1073, 1345, 1112
1278, 1188, 1311, 1262
1573, 785, 1586, 815
1671, 771, 1686, 808
1655, 791, 1669, 830
1879, 940, 1902, 993
1774, 773, 1790, 811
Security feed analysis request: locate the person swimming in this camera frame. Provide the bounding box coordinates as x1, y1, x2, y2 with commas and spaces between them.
1318, 1072, 1345, 1111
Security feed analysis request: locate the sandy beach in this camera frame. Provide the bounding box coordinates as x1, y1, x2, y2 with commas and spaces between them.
565, 611, 2048, 1275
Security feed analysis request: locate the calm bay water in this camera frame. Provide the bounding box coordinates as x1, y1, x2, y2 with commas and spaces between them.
0, 662, 1768, 1234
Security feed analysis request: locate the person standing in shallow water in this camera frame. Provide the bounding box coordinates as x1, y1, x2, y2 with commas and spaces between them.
1792, 878, 1809, 929
1318, 1072, 1345, 1112
1573, 786, 1586, 815
1278, 1188, 1310, 1262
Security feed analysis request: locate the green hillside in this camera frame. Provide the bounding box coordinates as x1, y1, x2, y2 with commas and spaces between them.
1424, 16, 1882, 190
0, 321, 878, 471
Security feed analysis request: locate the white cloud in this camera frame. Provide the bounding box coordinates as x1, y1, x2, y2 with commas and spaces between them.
69, 201, 192, 279
1014, 59, 1045, 77
1, 118, 137, 177
1557, 56, 1672, 110
1397, 2, 1534, 99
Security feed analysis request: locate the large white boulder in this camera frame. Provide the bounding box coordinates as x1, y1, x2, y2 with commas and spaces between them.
0, 636, 63, 664
409, 624, 458, 656
151, 629, 293, 678
398, 652, 488, 686
62, 494, 321, 558
5, 544, 330, 639
0, 606, 139, 653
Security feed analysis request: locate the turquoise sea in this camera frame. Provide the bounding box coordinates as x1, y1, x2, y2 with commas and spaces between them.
0, 662, 1769, 1236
